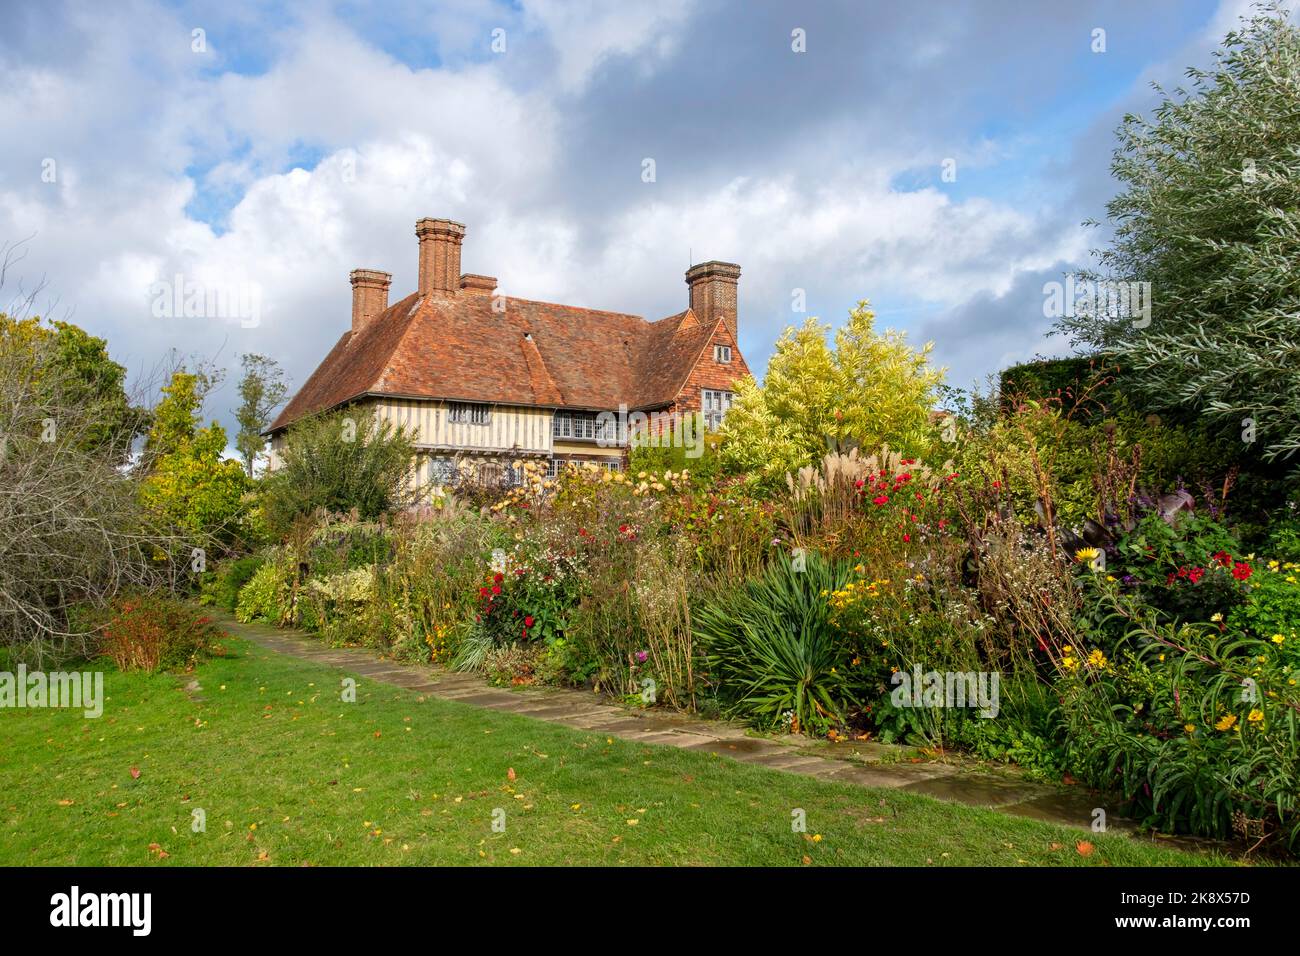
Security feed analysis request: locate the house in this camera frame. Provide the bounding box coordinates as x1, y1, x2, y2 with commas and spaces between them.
267, 217, 752, 491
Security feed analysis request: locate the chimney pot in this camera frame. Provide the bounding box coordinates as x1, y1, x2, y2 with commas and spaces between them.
349, 268, 392, 333
685, 260, 742, 340
415, 217, 466, 296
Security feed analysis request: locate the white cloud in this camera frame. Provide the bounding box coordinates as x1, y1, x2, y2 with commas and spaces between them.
520, 0, 697, 93
0, 0, 1236, 427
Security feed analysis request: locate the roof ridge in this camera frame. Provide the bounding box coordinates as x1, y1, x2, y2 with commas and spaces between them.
493, 293, 645, 322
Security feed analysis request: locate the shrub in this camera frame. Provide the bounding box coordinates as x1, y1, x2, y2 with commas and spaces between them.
97, 593, 224, 672
483, 643, 544, 686
720, 303, 944, 482
1229, 559, 1300, 655
1063, 584, 1300, 849
202, 555, 264, 612
1264, 503, 1300, 563
695, 551, 856, 734
1107, 506, 1251, 627
260, 409, 416, 537
235, 559, 292, 624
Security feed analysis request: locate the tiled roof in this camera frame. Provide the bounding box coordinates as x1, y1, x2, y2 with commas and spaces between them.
270, 292, 725, 431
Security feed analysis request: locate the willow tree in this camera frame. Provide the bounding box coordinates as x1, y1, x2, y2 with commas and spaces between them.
1060, 2, 1300, 461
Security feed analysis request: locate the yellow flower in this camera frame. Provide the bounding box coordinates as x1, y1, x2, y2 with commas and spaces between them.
1183, 724, 1196, 734
1215, 714, 1238, 731
1062, 656, 1079, 672
1272, 634, 1285, 644
1087, 649, 1108, 669
1073, 547, 1100, 565
1247, 709, 1264, 723
1210, 612, 1223, 623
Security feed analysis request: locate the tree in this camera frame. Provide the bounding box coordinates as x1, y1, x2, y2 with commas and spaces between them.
0, 317, 179, 665
139, 369, 251, 545
260, 409, 416, 537
0, 313, 145, 457
1059, 2, 1300, 461
721, 302, 945, 480
235, 353, 289, 477
141, 366, 227, 462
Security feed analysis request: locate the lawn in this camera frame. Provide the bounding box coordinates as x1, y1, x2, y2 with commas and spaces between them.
0, 637, 1236, 867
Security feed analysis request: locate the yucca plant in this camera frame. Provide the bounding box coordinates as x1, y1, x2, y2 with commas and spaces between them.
694, 551, 856, 733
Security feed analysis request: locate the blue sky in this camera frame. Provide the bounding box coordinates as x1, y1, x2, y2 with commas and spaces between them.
0, 0, 1269, 437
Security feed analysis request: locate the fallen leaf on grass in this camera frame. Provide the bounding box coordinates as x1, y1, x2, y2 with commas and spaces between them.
57, 799, 74, 807
129, 767, 141, 779
146, 843, 169, 859
507, 767, 516, 782
1076, 841, 1095, 857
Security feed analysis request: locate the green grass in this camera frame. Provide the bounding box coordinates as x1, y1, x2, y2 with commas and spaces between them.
0, 637, 1237, 866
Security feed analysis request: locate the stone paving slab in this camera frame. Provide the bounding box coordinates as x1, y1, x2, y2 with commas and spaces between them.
209, 609, 1149, 835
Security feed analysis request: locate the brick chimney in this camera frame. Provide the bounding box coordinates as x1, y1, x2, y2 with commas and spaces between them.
685, 260, 742, 340
459, 274, 497, 296
349, 268, 391, 333
415, 217, 466, 296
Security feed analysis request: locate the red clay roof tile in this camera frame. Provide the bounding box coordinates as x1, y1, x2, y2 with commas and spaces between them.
271, 291, 740, 432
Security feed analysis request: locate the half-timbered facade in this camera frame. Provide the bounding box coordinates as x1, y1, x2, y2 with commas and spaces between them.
267, 217, 752, 494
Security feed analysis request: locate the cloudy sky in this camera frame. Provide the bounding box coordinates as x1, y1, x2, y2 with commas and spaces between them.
0, 0, 1267, 437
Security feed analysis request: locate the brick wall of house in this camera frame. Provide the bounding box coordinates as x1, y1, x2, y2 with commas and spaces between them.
670, 322, 751, 416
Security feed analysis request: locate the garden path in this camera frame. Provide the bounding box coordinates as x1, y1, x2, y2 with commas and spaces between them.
210, 609, 1162, 839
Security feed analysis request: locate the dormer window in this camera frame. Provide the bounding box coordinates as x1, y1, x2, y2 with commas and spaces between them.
714, 344, 732, 363
448, 402, 491, 425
